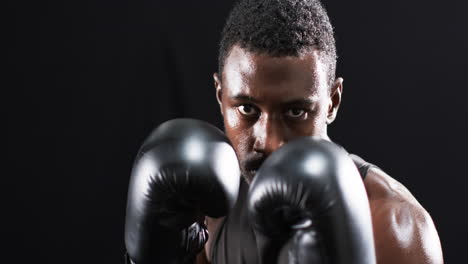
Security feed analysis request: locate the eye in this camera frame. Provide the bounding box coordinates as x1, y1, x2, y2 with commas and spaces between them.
285, 108, 307, 119
237, 104, 258, 116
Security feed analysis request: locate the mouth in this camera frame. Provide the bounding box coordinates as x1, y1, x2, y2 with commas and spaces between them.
243, 155, 266, 181
244, 161, 263, 174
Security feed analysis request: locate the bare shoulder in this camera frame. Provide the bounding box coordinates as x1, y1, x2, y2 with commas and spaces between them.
364, 167, 444, 264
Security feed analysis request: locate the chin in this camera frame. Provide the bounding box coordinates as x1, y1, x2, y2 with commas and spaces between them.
242, 170, 256, 184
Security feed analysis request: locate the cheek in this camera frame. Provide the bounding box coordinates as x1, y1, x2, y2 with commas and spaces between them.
311, 103, 330, 133
222, 108, 252, 159
300, 104, 329, 136
224, 107, 240, 129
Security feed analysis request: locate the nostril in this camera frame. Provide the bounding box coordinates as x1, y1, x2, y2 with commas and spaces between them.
253, 136, 266, 153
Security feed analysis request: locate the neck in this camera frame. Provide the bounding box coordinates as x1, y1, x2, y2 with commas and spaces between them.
318, 127, 332, 142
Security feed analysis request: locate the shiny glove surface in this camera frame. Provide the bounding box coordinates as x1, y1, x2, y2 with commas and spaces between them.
125, 119, 240, 264
248, 137, 376, 264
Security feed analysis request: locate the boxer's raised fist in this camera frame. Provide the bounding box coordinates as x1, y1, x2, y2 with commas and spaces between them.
248, 137, 375, 264
125, 119, 240, 264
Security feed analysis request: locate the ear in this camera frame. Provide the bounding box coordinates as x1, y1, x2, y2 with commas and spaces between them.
213, 72, 224, 115
326, 77, 343, 125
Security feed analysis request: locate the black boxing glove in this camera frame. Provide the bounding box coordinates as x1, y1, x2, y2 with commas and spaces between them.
125, 119, 240, 264
248, 137, 375, 264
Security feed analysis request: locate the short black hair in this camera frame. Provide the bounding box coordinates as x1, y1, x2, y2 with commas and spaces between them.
218, 0, 337, 87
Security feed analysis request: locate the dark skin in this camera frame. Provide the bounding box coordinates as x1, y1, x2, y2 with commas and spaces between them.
196, 45, 443, 264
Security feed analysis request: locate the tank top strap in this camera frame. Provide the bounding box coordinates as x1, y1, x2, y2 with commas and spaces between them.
349, 153, 378, 180
332, 141, 378, 180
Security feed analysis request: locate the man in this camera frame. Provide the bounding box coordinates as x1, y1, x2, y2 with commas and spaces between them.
200, 0, 443, 263
124, 0, 444, 263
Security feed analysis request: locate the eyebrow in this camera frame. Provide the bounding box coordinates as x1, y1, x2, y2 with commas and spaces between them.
229, 94, 261, 103
229, 94, 316, 106
284, 98, 316, 107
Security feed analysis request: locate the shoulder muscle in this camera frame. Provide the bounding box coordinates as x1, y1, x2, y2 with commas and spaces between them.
366, 168, 443, 264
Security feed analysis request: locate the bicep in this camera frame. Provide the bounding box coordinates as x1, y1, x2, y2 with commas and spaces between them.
199, 216, 225, 264
195, 249, 210, 264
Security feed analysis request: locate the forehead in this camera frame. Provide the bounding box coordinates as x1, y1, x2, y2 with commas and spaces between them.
222, 45, 329, 100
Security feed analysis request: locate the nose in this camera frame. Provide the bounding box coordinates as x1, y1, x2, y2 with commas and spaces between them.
253, 114, 287, 156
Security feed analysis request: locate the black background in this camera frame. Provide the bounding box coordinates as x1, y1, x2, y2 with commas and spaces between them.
5, 0, 467, 263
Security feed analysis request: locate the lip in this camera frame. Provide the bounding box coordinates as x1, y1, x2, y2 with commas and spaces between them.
244, 159, 265, 172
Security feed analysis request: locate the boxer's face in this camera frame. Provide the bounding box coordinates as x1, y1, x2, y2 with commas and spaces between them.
214, 45, 343, 183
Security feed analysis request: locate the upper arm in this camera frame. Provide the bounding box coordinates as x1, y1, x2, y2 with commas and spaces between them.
372, 200, 443, 264
195, 216, 225, 264
195, 249, 210, 264
366, 169, 443, 264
